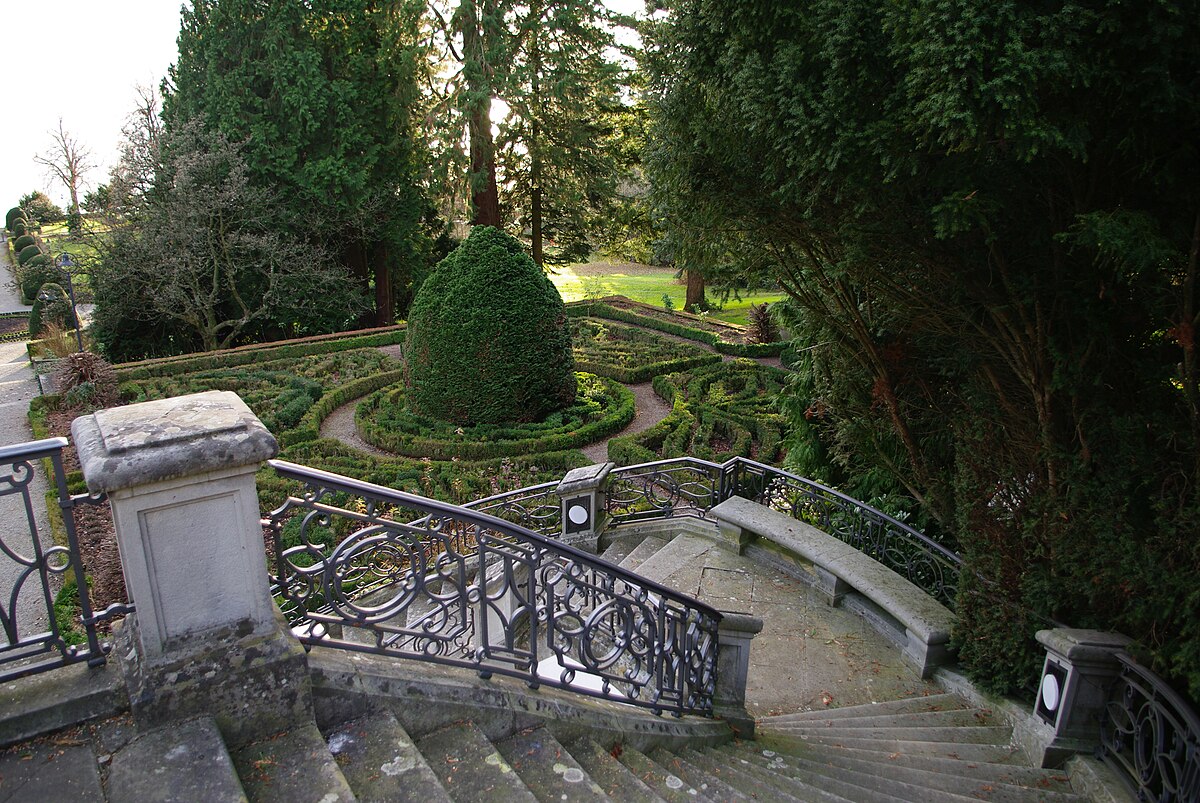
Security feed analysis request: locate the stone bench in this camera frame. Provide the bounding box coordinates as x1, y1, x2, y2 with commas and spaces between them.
709, 496, 955, 678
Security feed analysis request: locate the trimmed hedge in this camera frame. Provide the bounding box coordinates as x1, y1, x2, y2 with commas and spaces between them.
115, 326, 405, 380
569, 317, 722, 383
279, 368, 406, 447
357, 372, 634, 460
405, 226, 576, 425
17, 244, 41, 265
565, 300, 786, 357
13, 234, 35, 251
5, 207, 23, 231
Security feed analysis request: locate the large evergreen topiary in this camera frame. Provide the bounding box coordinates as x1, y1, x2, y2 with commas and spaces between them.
13, 234, 36, 252
17, 244, 42, 266
5, 207, 22, 231
404, 226, 575, 425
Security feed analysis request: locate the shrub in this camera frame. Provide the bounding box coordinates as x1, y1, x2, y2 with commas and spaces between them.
5, 207, 23, 231
13, 234, 35, 252
20, 257, 61, 303
54, 352, 119, 409
405, 226, 575, 425
18, 244, 42, 266
29, 283, 73, 336
746, 302, 779, 344
11, 221, 28, 238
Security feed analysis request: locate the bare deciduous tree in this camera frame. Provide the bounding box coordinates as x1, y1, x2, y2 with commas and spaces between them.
34, 119, 94, 236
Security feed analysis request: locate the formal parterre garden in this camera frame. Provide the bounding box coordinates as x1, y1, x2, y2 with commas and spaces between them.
31, 297, 791, 624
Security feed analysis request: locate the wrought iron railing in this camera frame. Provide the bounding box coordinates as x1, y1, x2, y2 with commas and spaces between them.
442, 456, 962, 609
0, 438, 108, 681
1099, 653, 1200, 802
265, 460, 721, 717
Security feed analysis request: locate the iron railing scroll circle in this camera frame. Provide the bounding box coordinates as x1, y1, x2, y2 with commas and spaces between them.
0, 437, 109, 682
265, 459, 722, 717
1100, 653, 1200, 803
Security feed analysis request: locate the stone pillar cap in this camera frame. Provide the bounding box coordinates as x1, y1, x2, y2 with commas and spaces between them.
556, 461, 615, 495
72, 390, 279, 494
1036, 628, 1132, 661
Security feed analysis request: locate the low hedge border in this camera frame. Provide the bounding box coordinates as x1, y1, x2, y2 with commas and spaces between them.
573, 354, 721, 384
356, 373, 636, 460
566, 301, 785, 358
114, 325, 405, 381
280, 368, 407, 447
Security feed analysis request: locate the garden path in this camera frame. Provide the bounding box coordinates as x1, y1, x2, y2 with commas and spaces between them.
0, 248, 55, 638
317, 318, 783, 464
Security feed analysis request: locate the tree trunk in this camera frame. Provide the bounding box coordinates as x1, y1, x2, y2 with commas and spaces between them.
461, 0, 501, 228
372, 240, 393, 326
529, 4, 543, 265
685, 270, 705, 310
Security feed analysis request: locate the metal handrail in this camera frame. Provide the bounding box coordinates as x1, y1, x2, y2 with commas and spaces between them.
0, 437, 108, 681
266, 459, 722, 717
1099, 653, 1200, 802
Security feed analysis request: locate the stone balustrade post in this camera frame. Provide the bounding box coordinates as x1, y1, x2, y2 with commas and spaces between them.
714, 611, 763, 737
555, 462, 614, 552
72, 390, 312, 746
1023, 628, 1132, 767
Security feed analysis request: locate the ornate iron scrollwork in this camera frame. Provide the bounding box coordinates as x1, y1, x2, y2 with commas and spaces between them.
266, 459, 721, 717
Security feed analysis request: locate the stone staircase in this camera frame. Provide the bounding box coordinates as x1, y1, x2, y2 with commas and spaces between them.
91, 690, 1088, 802
2, 528, 1103, 801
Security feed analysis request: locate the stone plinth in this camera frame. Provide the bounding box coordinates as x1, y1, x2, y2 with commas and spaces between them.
714, 611, 763, 737
72, 390, 312, 745
556, 462, 614, 552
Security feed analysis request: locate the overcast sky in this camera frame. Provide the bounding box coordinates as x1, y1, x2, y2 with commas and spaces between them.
0, 0, 645, 213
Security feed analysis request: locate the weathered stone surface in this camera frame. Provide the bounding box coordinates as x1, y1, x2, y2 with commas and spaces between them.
231, 723, 354, 803
107, 717, 247, 802
0, 740, 103, 802
556, 462, 614, 496
0, 661, 127, 749
416, 720, 538, 801
325, 710, 450, 803
72, 390, 277, 494
496, 727, 609, 802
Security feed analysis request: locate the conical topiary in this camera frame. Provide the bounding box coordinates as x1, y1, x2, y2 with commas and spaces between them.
404, 226, 576, 425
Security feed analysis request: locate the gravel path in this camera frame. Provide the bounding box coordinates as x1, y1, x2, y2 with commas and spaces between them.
318, 321, 783, 463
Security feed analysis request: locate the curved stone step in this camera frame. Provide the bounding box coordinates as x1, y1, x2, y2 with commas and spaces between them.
706, 744, 912, 803
618, 536, 669, 572
618, 745, 706, 802
495, 727, 609, 802
416, 721, 537, 802
695, 746, 856, 803
764, 706, 998, 730
648, 747, 752, 801
325, 710, 450, 802
780, 745, 1085, 802
565, 738, 666, 802
797, 742, 1076, 793
759, 693, 969, 723
231, 723, 354, 803
759, 731, 1024, 762
765, 723, 1013, 744
108, 717, 245, 803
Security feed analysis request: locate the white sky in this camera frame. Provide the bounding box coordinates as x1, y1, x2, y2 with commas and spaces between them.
0, 0, 644, 213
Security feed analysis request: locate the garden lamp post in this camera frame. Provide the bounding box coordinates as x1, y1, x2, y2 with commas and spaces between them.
55, 252, 83, 352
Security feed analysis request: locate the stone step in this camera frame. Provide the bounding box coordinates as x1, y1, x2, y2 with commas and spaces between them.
495, 727, 608, 802
763, 706, 999, 731
598, 536, 638, 566
617, 745, 704, 802
0, 730, 106, 802
231, 723, 354, 803
800, 741, 1076, 792
764, 722, 1013, 744
565, 738, 666, 801
617, 535, 668, 573
734, 739, 1008, 801
107, 717, 246, 803
416, 720, 537, 802
325, 710, 450, 803
628, 533, 712, 586
677, 746, 830, 803
759, 731, 1024, 762
702, 744, 882, 802
759, 692, 969, 723
648, 747, 752, 801
780, 745, 1085, 802
700, 744, 907, 801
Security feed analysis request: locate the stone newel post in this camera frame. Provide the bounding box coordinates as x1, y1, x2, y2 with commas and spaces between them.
714, 611, 763, 737
555, 461, 614, 552
72, 390, 312, 745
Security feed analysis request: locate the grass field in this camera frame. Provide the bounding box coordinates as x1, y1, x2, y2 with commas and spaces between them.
550, 261, 786, 326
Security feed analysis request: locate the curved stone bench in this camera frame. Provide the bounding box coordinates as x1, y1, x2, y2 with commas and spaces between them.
709, 496, 955, 678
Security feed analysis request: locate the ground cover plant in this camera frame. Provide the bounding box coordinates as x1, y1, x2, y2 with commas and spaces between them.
569, 317, 721, 382
609, 360, 789, 466
356, 372, 634, 460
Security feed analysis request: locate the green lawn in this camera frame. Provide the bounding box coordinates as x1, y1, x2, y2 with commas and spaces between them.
549, 261, 786, 326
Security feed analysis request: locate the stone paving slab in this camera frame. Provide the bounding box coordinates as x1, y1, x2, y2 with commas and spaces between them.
643, 536, 940, 717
